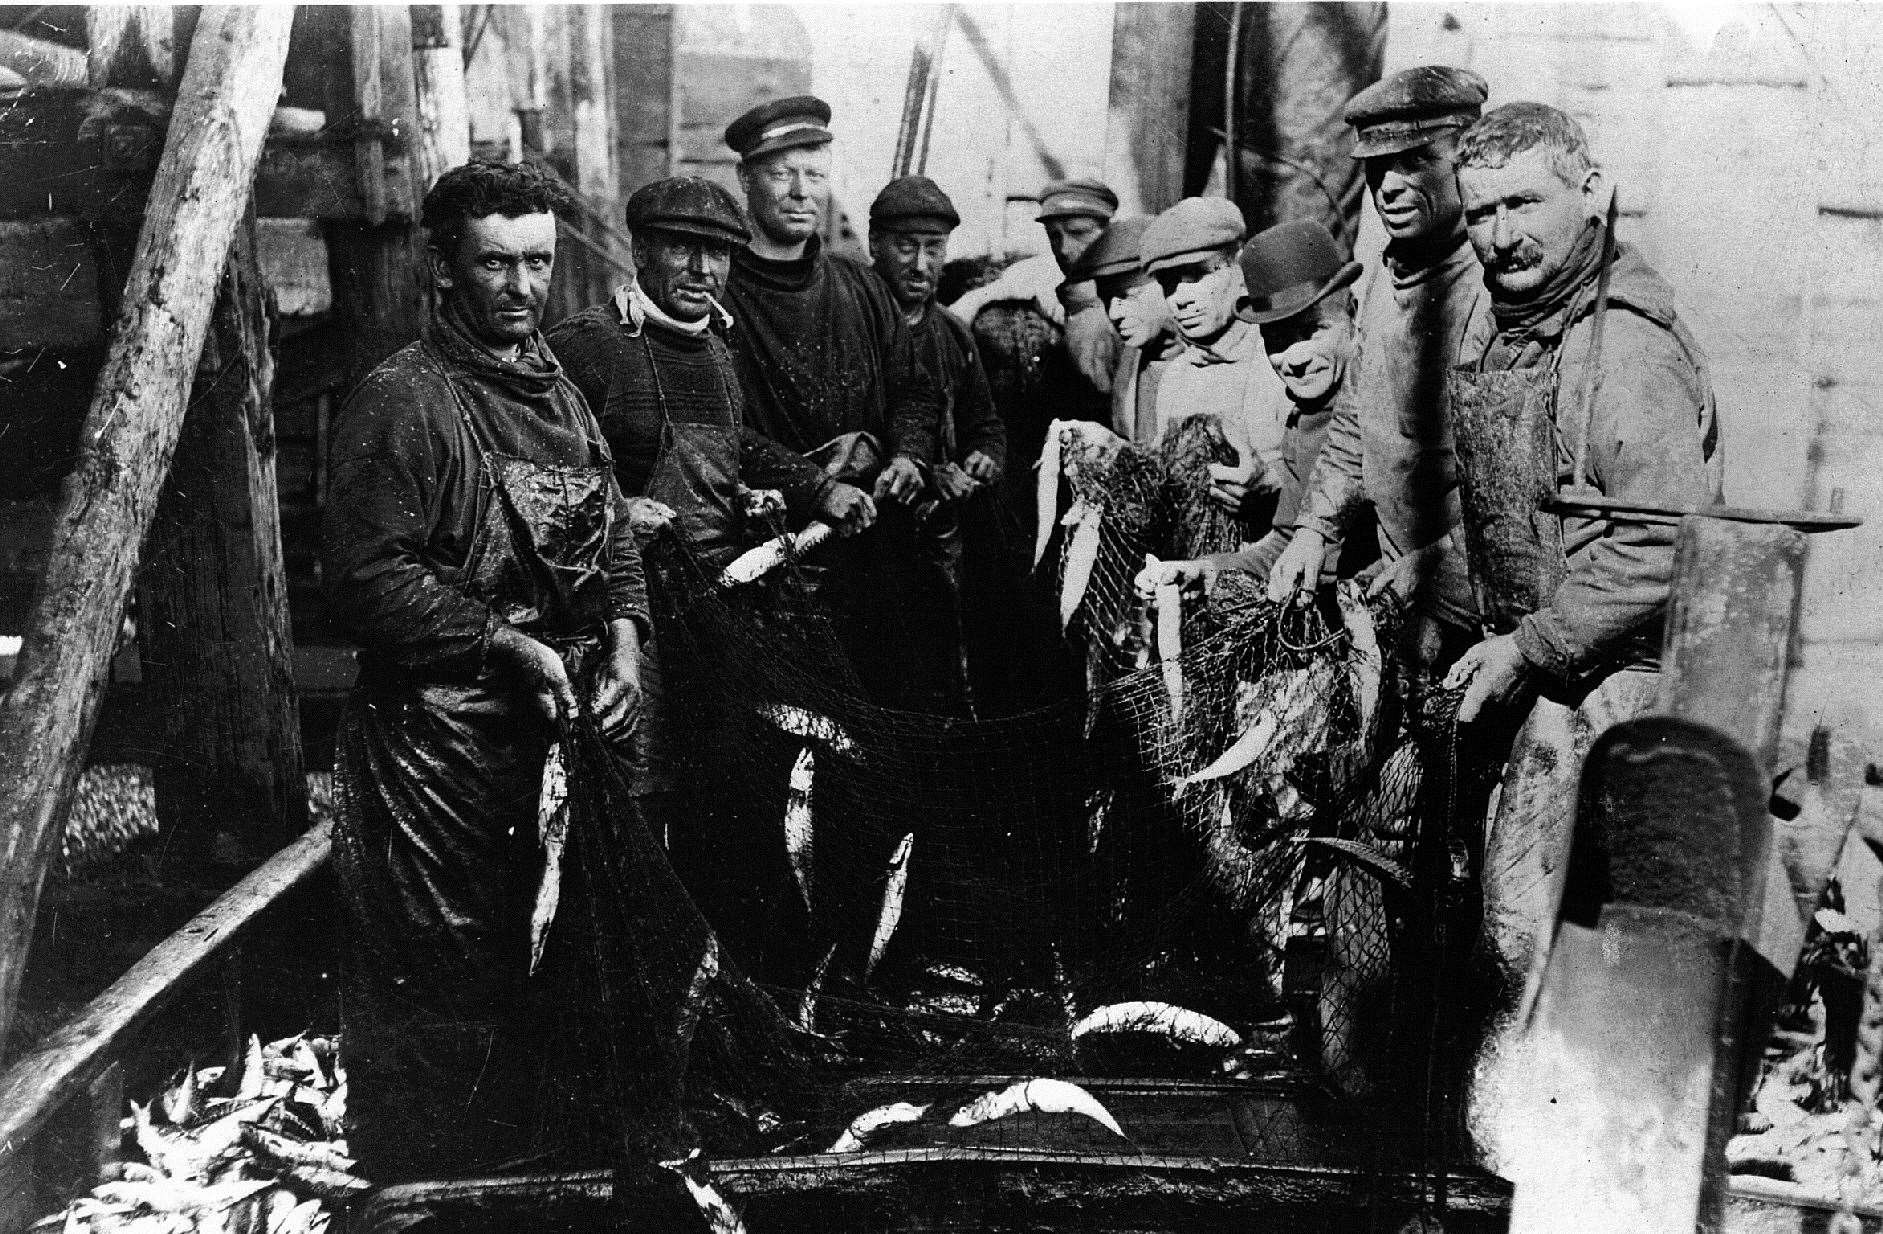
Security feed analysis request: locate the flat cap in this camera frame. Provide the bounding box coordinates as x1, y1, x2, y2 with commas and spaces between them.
1036, 177, 1119, 223
1237, 219, 1362, 324
1067, 216, 1150, 282
1140, 197, 1247, 273
724, 95, 833, 162
869, 175, 960, 232
1344, 66, 1488, 159
625, 175, 750, 246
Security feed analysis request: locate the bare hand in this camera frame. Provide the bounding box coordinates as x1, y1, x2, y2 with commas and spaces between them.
1266, 529, 1327, 605
738, 487, 786, 521
1361, 540, 1441, 604
1207, 459, 1280, 515
587, 621, 644, 736
492, 626, 577, 724
625, 497, 675, 538
1134, 557, 1219, 601
817, 482, 877, 536
933, 462, 980, 503
1444, 633, 1531, 723
962, 450, 1002, 485
872, 456, 926, 506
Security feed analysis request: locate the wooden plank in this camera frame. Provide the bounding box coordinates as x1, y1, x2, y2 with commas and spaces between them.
0, 4, 295, 1056
0, 30, 87, 87
135, 209, 308, 867
410, 4, 472, 193
0, 821, 331, 1164
0, 217, 105, 351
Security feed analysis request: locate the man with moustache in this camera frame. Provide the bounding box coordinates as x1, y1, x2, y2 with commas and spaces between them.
865, 174, 1008, 714
1440, 107, 1721, 1159
1134, 218, 1370, 594
323, 161, 649, 1179
718, 96, 949, 710
1266, 67, 1490, 667
1064, 215, 1180, 446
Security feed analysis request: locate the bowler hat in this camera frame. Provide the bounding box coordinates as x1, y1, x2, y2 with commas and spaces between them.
1140, 197, 1247, 273
1036, 177, 1119, 223
1344, 66, 1489, 159
870, 175, 960, 233
1067, 216, 1150, 282
725, 95, 834, 162
1236, 219, 1362, 325
625, 176, 751, 246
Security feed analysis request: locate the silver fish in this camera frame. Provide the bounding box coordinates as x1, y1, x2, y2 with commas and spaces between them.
784, 746, 815, 912
865, 833, 915, 981
529, 741, 570, 974
1058, 501, 1104, 628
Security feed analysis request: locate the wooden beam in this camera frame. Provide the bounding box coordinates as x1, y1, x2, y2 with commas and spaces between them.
135, 208, 308, 868
411, 4, 472, 192
0, 30, 87, 88
0, 4, 294, 1055
86, 6, 179, 89
0, 821, 331, 1164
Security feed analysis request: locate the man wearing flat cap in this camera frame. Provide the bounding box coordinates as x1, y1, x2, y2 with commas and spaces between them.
719, 95, 953, 711
1066, 215, 1179, 447
948, 176, 1124, 408
865, 174, 1009, 715
1139, 196, 1293, 554
547, 176, 874, 843
1137, 218, 1373, 595
1267, 65, 1491, 670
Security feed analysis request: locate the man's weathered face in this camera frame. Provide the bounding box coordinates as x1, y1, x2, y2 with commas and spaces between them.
738, 145, 831, 246
1043, 215, 1106, 275
1098, 272, 1171, 350
869, 228, 951, 309
1363, 134, 1464, 244
1259, 298, 1354, 403
1459, 147, 1602, 298
1155, 250, 1242, 343
636, 229, 733, 323
431, 211, 558, 350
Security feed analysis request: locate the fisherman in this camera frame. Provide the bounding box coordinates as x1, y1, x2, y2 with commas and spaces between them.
1440, 101, 1722, 1161
1138, 196, 1293, 554
546, 176, 872, 848
947, 176, 1123, 408
717, 95, 950, 710
1064, 215, 1180, 446
322, 161, 649, 1179
1265, 66, 1490, 667
866, 174, 1008, 715
1133, 218, 1369, 594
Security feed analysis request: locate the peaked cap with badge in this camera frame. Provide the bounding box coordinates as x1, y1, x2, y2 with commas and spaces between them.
1343, 65, 1489, 159
1236, 219, 1363, 325
724, 95, 834, 162
870, 175, 961, 234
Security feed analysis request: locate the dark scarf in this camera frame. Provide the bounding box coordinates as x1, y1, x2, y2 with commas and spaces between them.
730, 232, 824, 294
428, 295, 566, 402
1489, 218, 1607, 340
1384, 228, 1473, 291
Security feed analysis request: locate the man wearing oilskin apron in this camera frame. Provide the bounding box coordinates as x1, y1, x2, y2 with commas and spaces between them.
323, 160, 651, 1181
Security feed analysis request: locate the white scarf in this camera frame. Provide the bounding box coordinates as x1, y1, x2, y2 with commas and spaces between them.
613, 280, 733, 336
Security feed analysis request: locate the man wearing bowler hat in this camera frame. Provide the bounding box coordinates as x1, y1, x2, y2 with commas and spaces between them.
1135, 218, 1374, 594
1266, 66, 1491, 673
719, 95, 953, 711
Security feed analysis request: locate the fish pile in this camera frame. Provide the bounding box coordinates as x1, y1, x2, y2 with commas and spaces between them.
34, 1033, 361, 1234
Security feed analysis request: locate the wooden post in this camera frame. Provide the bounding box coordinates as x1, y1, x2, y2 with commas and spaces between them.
0, 2, 293, 1057
613, 5, 674, 194
135, 209, 308, 868
319, 4, 429, 398
87, 6, 179, 88
410, 4, 472, 192
1102, 4, 1196, 218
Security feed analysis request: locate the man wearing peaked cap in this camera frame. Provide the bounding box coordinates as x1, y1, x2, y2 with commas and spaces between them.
864, 174, 1007, 715
717, 95, 957, 720
1137, 197, 1293, 555
1067, 215, 1178, 446
1268, 64, 1491, 680
1137, 218, 1376, 597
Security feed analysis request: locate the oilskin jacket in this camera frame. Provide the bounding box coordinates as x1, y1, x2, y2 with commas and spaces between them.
1295, 235, 1486, 627
1458, 244, 1723, 685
